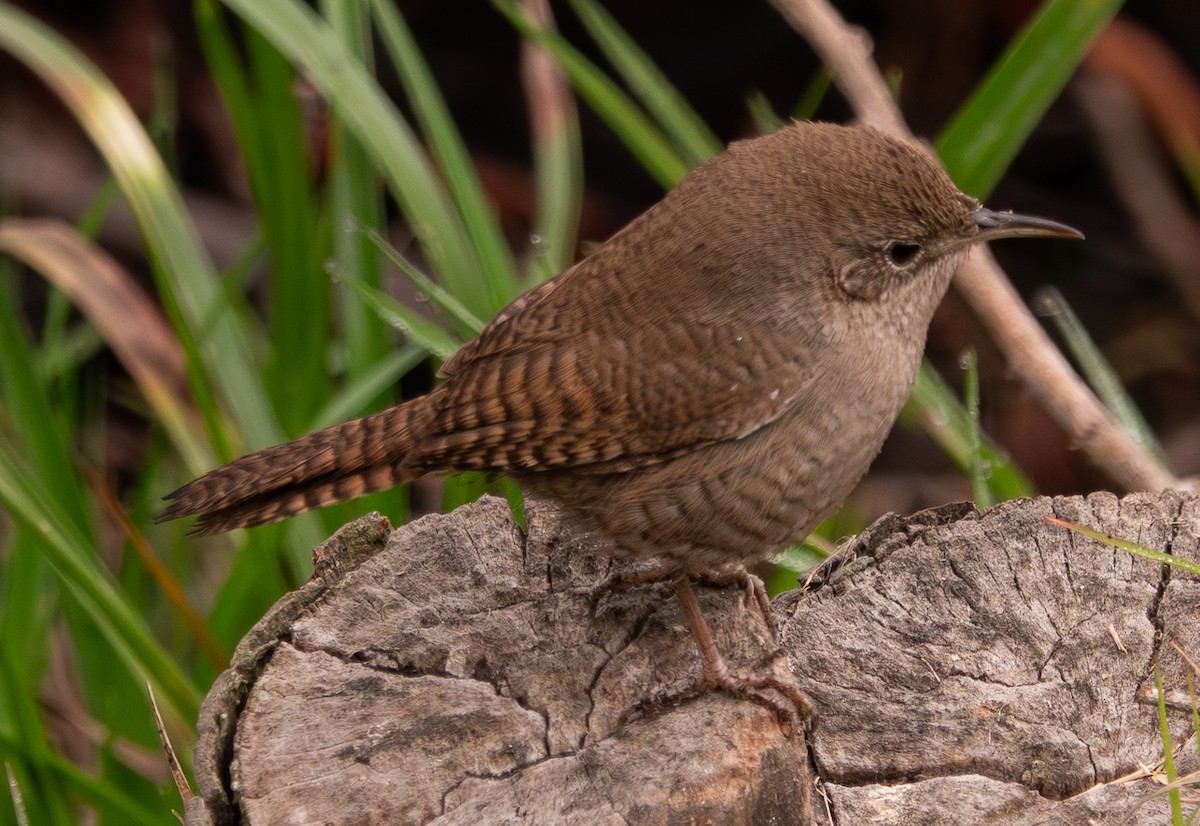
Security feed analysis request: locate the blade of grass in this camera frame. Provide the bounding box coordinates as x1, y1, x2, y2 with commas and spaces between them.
493, 0, 691, 188
1156, 669, 1185, 823
527, 81, 584, 279
0, 523, 54, 708
315, 7, 417, 571
0, 269, 156, 745
0, 733, 161, 826
310, 342, 427, 430
81, 463, 228, 672
0, 440, 201, 724
563, 0, 721, 164
361, 225, 487, 336
4, 761, 32, 826
209, 0, 486, 304
1045, 516, 1200, 576
792, 67, 832, 121
196, 7, 334, 436
937, 0, 1123, 198
334, 271, 465, 362
370, 0, 521, 314
320, 0, 391, 400
960, 349, 993, 509
0, 272, 89, 533
244, 28, 331, 435
0, 3, 279, 454
745, 90, 785, 137
1035, 286, 1170, 470
521, 0, 584, 278
900, 362, 1035, 501
0, 219, 212, 474
148, 684, 193, 816
771, 542, 830, 577
0, 652, 74, 826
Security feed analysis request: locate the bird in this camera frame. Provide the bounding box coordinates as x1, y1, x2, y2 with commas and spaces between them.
161, 121, 1081, 725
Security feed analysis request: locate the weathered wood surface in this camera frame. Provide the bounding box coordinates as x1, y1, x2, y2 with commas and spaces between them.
189, 491, 1198, 825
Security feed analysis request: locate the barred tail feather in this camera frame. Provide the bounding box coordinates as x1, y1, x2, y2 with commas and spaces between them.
159, 397, 434, 534
181, 463, 418, 535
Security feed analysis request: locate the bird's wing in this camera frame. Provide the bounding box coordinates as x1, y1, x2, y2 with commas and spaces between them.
410, 313, 815, 474
438, 272, 569, 378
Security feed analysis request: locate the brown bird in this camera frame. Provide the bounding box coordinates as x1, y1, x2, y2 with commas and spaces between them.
161, 122, 1081, 723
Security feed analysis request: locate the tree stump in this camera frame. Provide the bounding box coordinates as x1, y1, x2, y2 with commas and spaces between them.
189, 491, 1199, 825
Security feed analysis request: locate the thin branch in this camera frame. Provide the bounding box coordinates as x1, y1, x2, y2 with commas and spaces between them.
767, 0, 1187, 494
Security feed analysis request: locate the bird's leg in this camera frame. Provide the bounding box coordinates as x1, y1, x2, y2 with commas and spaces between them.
600, 562, 775, 636
626, 574, 814, 733
602, 559, 677, 593
589, 559, 677, 620
697, 565, 775, 636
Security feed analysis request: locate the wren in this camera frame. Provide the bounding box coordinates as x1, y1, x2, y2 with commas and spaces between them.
162, 122, 1081, 725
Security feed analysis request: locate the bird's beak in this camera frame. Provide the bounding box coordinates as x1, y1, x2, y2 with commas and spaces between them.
969, 206, 1084, 242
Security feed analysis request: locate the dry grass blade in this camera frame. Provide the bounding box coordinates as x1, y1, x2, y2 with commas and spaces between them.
0, 218, 210, 472
147, 682, 191, 801
1171, 642, 1200, 681
4, 763, 30, 826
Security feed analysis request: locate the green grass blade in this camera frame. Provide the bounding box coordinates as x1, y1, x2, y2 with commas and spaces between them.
493, 0, 691, 189
0, 273, 90, 532
310, 342, 427, 430
960, 349, 993, 509
0, 731, 161, 826
0, 2, 279, 452
521, 5, 584, 278
902, 361, 1035, 501
0, 443, 201, 724
792, 67, 832, 122
197, 7, 333, 436
1046, 516, 1200, 576
937, 0, 1123, 198
564, 0, 721, 164
745, 90, 785, 137
0, 652, 75, 825
243, 30, 331, 434
529, 103, 584, 279
213, 0, 485, 304
335, 274, 465, 362
1155, 669, 1185, 823
0, 220, 213, 476
361, 226, 487, 336
0, 526, 53, 695
308, 2, 415, 531
370, 0, 521, 313
1035, 286, 1171, 470
320, 1, 391, 398
771, 542, 830, 577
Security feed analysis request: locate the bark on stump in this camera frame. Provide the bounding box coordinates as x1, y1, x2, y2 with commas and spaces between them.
189, 491, 1199, 825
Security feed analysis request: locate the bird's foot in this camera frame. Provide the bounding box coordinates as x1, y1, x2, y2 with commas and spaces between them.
617, 575, 813, 736
621, 645, 814, 735
697, 565, 776, 636
600, 560, 677, 593
589, 561, 676, 616
633, 662, 811, 734
595, 562, 777, 636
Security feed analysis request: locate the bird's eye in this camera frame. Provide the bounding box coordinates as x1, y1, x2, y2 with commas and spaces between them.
886, 242, 922, 267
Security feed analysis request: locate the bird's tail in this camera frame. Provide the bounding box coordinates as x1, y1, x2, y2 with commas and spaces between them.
158, 396, 436, 535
